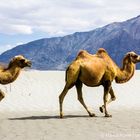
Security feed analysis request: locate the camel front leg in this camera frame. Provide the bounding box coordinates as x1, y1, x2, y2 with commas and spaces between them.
99, 87, 116, 114
76, 81, 96, 117
0, 89, 5, 101
103, 81, 112, 117
103, 92, 112, 117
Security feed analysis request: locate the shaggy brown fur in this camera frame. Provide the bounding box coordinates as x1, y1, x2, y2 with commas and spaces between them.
59, 48, 140, 118
0, 55, 31, 101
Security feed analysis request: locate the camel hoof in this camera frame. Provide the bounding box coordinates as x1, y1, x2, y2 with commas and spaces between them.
105, 114, 112, 117
99, 106, 104, 113
89, 113, 96, 117
60, 113, 64, 119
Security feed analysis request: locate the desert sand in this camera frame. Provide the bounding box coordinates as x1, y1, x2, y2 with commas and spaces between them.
0, 70, 140, 140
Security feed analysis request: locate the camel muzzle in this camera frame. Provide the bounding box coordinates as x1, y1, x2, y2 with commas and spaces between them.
26, 61, 32, 67
136, 56, 140, 63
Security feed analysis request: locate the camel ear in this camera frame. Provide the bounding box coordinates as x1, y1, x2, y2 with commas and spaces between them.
126, 53, 131, 58
127, 53, 131, 57
125, 53, 132, 62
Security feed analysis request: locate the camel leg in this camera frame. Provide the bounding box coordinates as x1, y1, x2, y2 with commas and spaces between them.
0, 89, 5, 101
76, 81, 96, 117
102, 81, 112, 117
59, 63, 80, 118
107, 87, 116, 104
99, 87, 116, 113
59, 84, 70, 118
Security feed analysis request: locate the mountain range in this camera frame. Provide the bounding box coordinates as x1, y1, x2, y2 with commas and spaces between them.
0, 15, 140, 70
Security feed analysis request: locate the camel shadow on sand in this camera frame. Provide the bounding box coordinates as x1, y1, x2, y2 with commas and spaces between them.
8, 114, 109, 120
8, 115, 100, 120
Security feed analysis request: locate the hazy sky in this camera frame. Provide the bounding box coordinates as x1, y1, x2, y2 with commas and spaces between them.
0, 0, 140, 54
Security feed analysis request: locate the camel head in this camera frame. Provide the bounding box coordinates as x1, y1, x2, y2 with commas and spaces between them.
9, 55, 32, 69
124, 52, 140, 64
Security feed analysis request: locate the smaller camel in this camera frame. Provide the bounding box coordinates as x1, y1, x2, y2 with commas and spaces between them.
0, 55, 31, 101
59, 48, 140, 118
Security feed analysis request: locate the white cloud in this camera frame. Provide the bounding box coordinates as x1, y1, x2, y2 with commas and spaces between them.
0, 24, 32, 35
10, 25, 32, 35
0, 0, 140, 36
0, 42, 23, 54
0, 44, 14, 54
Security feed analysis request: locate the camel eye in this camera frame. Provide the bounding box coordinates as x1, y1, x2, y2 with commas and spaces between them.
20, 59, 25, 63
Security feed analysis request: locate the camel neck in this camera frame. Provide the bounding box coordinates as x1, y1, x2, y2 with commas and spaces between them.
115, 62, 135, 83
0, 66, 21, 84
9, 66, 21, 78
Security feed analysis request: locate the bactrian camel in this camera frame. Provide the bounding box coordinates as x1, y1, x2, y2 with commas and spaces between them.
59, 48, 140, 118
0, 55, 31, 101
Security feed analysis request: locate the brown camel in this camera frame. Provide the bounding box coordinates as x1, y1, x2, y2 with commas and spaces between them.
59, 48, 140, 118
0, 55, 31, 101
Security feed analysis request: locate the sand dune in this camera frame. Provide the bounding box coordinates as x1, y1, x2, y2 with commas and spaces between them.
0, 70, 140, 140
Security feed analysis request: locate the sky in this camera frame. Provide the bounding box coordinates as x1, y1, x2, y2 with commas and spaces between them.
0, 0, 140, 54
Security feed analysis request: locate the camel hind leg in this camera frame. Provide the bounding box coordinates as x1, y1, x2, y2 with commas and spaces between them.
76, 80, 96, 117
59, 64, 80, 118
59, 84, 70, 118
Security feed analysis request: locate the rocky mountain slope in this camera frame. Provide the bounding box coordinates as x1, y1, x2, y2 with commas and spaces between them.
0, 15, 140, 70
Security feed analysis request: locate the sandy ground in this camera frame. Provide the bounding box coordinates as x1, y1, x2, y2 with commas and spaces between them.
0, 109, 140, 140
0, 70, 140, 140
